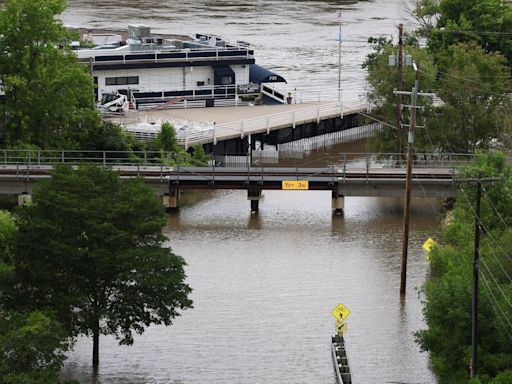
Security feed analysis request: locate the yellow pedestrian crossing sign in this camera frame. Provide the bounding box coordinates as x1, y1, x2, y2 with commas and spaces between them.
422, 237, 437, 252
331, 303, 351, 322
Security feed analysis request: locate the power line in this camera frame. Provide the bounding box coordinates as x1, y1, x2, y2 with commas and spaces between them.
481, 259, 512, 308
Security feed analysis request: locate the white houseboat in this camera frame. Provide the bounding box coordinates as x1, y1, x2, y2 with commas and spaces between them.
74, 25, 288, 109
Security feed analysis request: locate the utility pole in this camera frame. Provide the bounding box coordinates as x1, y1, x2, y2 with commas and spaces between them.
396, 24, 404, 157
471, 179, 482, 379
395, 66, 434, 295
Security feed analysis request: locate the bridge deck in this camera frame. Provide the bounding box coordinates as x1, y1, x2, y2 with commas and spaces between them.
109, 100, 367, 146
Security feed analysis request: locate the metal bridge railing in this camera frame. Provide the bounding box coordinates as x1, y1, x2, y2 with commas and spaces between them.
0, 150, 475, 174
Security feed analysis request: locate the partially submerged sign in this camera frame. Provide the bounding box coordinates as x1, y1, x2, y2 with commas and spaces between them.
422, 237, 437, 252
331, 303, 351, 322
282, 180, 309, 190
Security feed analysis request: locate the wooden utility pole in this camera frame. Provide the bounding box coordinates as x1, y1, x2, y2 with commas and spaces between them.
396, 24, 404, 157
471, 180, 482, 379
399, 69, 419, 295
395, 66, 434, 295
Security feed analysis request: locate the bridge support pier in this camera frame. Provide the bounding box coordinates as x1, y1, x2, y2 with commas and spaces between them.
332, 190, 344, 215
247, 189, 262, 213
164, 188, 180, 210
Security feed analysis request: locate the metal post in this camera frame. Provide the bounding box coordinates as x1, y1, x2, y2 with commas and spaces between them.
396, 24, 404, 157
400, 72, 419, 296
471, 180, 482, 379
337, 9, 342, 102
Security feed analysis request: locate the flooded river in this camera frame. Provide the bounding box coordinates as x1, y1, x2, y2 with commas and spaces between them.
60, 1, 439, 383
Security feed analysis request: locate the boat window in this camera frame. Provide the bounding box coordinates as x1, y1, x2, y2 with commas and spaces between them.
221, 76, 232, 85
105, 76, 139, 86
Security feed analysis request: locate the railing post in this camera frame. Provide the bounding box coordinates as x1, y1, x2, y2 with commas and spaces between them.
292, 111, 296, 129
213, 122, 217, 145
340, 101, 344, 118
185, 129, 189, 150
103, 151, 106, 167
366, 154, 370, 182
37, 150, 41, 166
241, 120, 244, 139
61, 150, 64, 163
266, 117, 270, 134
144, 150, 147, 166
317, 107, 320, 124
3, 150, 6, 165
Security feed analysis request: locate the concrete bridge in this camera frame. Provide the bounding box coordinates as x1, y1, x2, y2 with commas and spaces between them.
0, 150, 472, 213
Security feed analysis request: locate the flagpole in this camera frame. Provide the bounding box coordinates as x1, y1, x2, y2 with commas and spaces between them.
338, 9, 342, 102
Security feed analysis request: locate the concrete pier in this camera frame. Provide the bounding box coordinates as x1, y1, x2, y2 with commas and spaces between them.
332, 190, 345, 215
247, 189, 262, 213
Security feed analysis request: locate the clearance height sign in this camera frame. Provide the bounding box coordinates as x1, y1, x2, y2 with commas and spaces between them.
282, 180, 309, 190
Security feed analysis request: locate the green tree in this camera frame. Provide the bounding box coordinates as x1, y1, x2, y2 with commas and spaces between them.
423, 0, 512, 65
0, 310, 73, 384
427, 43, 511, 152
0, 210, 16, 263
9, 165, 193, 368
416, 152, 512, 383
0, 0, 99, 148
363, 38, 437, 153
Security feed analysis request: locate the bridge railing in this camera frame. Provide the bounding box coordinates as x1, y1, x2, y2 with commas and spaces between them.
0, 149, 475, 173
187, 98, 367, 147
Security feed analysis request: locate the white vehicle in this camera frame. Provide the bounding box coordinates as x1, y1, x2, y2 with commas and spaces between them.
97, 92, 129, 113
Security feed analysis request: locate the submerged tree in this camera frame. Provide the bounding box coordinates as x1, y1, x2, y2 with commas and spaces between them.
10, 165, 193, 368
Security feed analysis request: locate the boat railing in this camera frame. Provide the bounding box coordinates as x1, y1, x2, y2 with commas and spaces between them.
78, 45, 255, 65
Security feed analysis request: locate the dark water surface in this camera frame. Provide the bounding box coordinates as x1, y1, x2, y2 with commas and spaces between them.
59, 2, 437, 383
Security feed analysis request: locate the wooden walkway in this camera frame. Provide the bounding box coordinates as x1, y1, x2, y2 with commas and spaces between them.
109, 99, 368, 147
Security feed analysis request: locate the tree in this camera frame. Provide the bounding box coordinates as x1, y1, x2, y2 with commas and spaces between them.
0, 310, 74, 384
363, 38, 437, 153
10, 165, 193, 368
413, 0, 512, 65
416, 152, 512, 383
0, 0, 99, 148
0, 210, 16, 263
426, 43, 511, 152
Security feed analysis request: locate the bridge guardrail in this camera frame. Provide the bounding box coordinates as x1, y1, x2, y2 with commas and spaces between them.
182, 99, 367, 147
0, 150, 475, 167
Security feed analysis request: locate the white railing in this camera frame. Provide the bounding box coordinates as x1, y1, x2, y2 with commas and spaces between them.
175, 99, 367, 147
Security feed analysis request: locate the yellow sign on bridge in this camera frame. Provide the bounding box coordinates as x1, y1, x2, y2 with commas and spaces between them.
282, 180, 309, 190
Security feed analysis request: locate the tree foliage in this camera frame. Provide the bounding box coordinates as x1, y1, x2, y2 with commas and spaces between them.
8, 165, 193, 367
0, 310, 74, 384
423, 0, 512, 65
365, 0, 512, 153
0, 210, 16, 263
0, 0, 99, 148
363, 38, 437, 153
416, 152, 512, 383
427, 43, 511, 152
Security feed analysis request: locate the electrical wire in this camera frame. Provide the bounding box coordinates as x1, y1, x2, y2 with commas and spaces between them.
481, 258, 512, 308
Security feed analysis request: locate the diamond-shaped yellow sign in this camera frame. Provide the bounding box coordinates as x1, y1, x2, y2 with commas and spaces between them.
331, 303, 351, 322
422, 237, 437, 252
